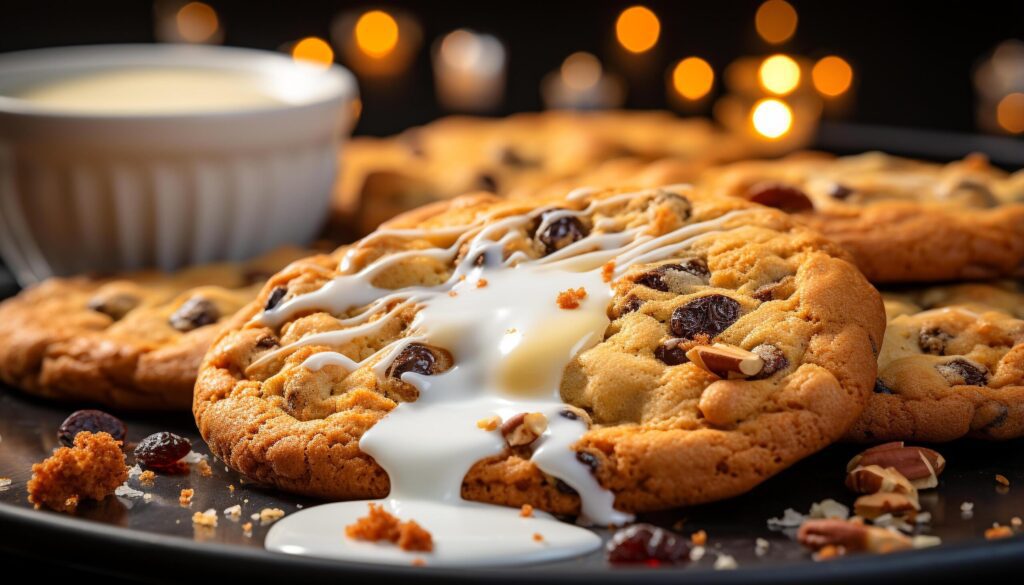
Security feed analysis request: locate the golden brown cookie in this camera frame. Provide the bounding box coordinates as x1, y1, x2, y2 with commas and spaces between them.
0, 247, 308, 410
195, 186, 884, 515
698, 152, 1024, 283
333, 111, 758, 237
847, 282, 1024, 442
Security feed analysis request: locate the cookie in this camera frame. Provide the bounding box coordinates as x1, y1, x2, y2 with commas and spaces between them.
847, 282, 1024, 442
195, 186, 884, 515
333, 111, 758, 237
698, 152, 1024, 283
0, 247, 308, 410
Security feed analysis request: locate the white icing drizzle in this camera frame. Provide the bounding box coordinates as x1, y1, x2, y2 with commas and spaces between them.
261, 189, 755, 565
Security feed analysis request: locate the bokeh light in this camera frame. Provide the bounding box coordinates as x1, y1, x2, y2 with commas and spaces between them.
759, 54, 801, 95
997, 93, 1024, 134
355, 10, 400, 58
672, 57, 714, 100
175, 2, 219, 43
291, 37, 334, 69
812, 56, 853, 97
755, 0, 798, 45
616, 6, 660, 53
561, 52, 603, 91
751, 98, 793, 139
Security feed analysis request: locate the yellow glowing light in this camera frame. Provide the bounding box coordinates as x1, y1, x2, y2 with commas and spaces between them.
291, 37, 334, 69
355, 10, 399, 58
616, 6, 660, 53
672, 57, 714, 100
812, 56, 853, 97
751, 98, 793, 139
755, 0, 797, 45
997, 93, 1024, 134
759, 54, 801, 95
561, 52, 602, 91
176, 2, 219, 43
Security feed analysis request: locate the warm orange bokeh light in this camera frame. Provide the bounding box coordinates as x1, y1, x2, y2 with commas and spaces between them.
759, 54, 801, 95
751, 98, 793, 139
672, 57, 714, 100
616, 6, 660, 53
176, 2, 219, 43
291, 37, 335, 69
812, 56, 853, 97
997, 93, 1024, 134
561, 52, 602, 91
755, 0, 797, 44
355, 10, 400, 58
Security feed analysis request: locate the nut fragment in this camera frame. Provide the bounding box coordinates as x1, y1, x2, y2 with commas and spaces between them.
853, 491, 920, 520
501, 413, 548, 447
845, 465, 916, 495
798, 519, 912, 554
685, 343, 765, 379
846, 442, 945, 489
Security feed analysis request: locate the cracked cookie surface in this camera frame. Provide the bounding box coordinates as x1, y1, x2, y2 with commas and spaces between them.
0, 248, 307, 410
196, 186, 883, 514
848, 282, 1024, 442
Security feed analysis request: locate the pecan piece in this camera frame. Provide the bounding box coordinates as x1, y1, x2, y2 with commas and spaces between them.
845, 465, 916, 495
846, 442, 945, 489
798, 519, 912, 554
501, 412, 548, 447
853, 491, 920, 520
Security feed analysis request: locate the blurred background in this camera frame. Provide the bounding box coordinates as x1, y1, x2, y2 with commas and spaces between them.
2, 0, 1023, 142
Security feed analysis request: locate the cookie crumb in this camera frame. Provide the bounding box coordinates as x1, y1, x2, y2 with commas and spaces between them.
346, 503, 433, 552
412, 558, 426, 567
960, 501, 974, 518
533, 532, 544, 542
253, 507, 285, 525
228, 484, 235, 492
242, 522, 253, 537
398, 520, 434, 552
0, 477, 12, 488
601, 261, 615, 283
448, 290, 458, 297
689, 545, 706, 561
179, 488, 194, 506
27, 431, 127, 512
1012, 517, 1022, 528
476, 278, 489, 288
691, 529, 707, 546
192, 508, 218, 527
996, 474, 1010, 487
224, 504, 242, 519
138, 470, 156, 485
476, 416, 501, 432
814, 545, 843, 561
713, 553, 737, 570
195, 459, 213, 477
556, 287, 587, 309
520, 504, 534, 518
986, 524, 1013, 540
755, 537, 770, 556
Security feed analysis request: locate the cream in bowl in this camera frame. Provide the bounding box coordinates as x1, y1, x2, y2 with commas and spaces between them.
0, 44, 358, 284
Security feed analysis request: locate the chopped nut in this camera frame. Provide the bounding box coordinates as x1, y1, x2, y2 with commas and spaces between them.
691, 529, 708, 546
501, 412, 548, 447
846, 442, 944, 489
255, 507, 285, 525
520, 504, 534, 518
138, 470, 156, 485
195, 459, 213, 477
556, 287, 587, 309
242, 522, 253, 537
224, 504, 242, 519
996, 474, 1010, 487
192, 508, 218, 527
986, 524, 1013, 540
798, 519, 912, 553
685, 343, 765, 379
476, 416, 501, 432
845, 465, 916, 495
854, 491, 920, 520
179, 488, 194, 506
713, 554, 737, 570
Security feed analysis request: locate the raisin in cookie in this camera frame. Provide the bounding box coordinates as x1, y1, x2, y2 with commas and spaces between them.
699, 152, 1024, 283
0, 247, 308, 410
847, 282, 1024, 442
333, 111, 756, 237
196, 186, 883, 514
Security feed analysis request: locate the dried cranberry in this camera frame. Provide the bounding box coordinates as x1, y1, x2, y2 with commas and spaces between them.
388, 344, 438, 379
873, 379, 895, 394
169, 297, 219, 332
134, 432, 191, 471
634, 259, 710, 292
918, 328, 952, 356
751, 344, 788, 379
936, 358, 989, 386
264, 286, 287, 311
655, 341, 690, 366
670, 295, 741, 340
535, 213, 588, 254
747, 183, 814, 212
606, 524, 691, 564
58, 410, 127, 447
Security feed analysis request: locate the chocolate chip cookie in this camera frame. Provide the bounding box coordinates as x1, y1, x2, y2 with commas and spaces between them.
847, 282, 1024, 442
196, 186, 884, 515
0, 247, 308, 410
699, 152, 1024, 283
333, 111, 757, 237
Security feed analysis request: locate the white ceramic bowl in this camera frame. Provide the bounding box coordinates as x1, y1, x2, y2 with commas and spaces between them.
0, 44, 358, 284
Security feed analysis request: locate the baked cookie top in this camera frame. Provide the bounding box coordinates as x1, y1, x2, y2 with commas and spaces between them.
332, 111, 755, 237
698, 152, 1024, 283
0, 247, 308, 410
848, 282, 1024, 442
196, 186, 884, 517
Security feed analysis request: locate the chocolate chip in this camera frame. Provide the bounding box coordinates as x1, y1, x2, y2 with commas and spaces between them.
476, 173, 498, 192
670, 295, 741, 340
750, 344, 788, 379
576, 451, 600, 472
918, 327, 952, 355
497, 147, 541, 168
387, 344, 438, 379
169, 297, 219, 332
655, 341, 690, 366
653, 191, 693, 221
87, 293, 140, 320
264, 286, 287, 311
634, 259, 710, 292
936, 358, 989, 386
255, 335, 279, 350
873, 379, 895, 394
747, 183, 814, 212
829, 183, 854, 200
555, 478, 578, 495
616, 296, 644, 317
535, 212, 588, 255
974, 402, 1009, 434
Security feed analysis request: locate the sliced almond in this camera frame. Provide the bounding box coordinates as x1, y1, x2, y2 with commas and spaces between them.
854, 491, 920, 520
685, 343, 764, 379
